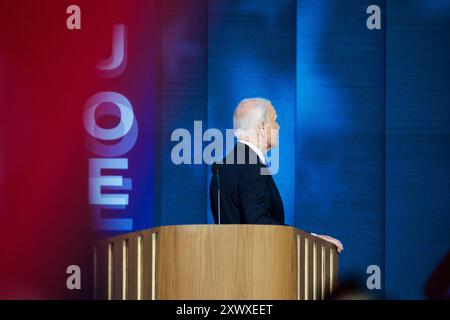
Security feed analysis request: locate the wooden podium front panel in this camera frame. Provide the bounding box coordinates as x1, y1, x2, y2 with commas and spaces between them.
155, 225, 297, 300
94, 224, 339, 300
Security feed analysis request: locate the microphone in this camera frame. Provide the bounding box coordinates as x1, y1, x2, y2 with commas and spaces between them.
212, 162, 221, 224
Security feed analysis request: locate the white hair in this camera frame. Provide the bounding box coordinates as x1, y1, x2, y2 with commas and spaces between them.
233, 97, 271, 139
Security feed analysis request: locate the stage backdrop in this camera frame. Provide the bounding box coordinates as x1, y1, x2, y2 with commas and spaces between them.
153, 0, 450, 299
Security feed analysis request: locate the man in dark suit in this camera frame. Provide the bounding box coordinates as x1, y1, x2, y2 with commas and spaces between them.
209, 98, 343, 253
210, 141, 284, 224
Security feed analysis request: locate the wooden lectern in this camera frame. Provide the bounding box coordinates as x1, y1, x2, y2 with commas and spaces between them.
93, 225, 338, 300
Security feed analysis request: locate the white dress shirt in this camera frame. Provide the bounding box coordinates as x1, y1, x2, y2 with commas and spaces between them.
238, 140, 266, 165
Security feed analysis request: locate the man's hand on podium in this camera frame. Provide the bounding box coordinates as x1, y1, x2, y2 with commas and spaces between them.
313, 234, 344, 253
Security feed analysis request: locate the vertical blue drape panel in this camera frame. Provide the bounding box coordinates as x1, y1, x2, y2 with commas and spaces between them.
296, 0, 386, 295
386, 0, 450, 299
207, 0, 297, 225
158, 0, 209, 226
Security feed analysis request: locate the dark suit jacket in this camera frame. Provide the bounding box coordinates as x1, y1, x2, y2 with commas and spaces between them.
209, 142, 285, 225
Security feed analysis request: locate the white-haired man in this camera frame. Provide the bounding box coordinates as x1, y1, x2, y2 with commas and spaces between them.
210, 98, 343, 253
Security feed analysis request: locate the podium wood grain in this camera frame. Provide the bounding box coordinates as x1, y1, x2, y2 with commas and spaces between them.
94, 225, 338, 300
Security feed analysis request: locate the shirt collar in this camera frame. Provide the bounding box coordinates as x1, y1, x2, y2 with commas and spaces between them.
237, 140, 266, 165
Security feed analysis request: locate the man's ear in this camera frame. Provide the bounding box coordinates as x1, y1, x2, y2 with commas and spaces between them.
259, 122, 267, 137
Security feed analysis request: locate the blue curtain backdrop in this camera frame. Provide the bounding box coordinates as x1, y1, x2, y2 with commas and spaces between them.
385, 0, 450, 299
151, 0, 450, 299
296, 0, 386, 297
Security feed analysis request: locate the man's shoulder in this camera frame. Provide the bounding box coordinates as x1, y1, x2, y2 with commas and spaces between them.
210, 142, 267, 178
212, 159, 267, 180
224, 143, 264, 166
